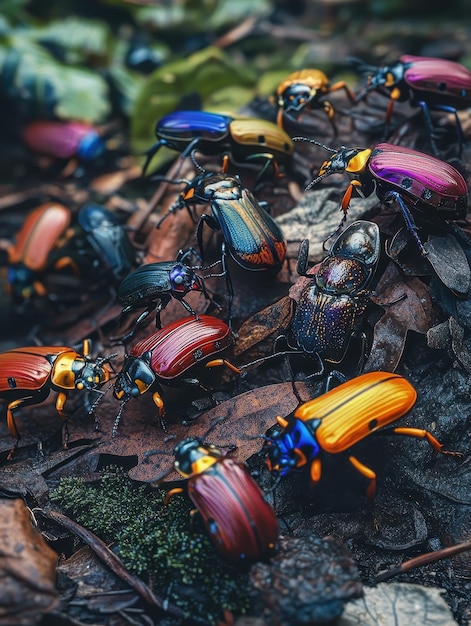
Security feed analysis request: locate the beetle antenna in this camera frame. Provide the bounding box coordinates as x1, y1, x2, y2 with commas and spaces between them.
354, 83, 376, 102
190, 150, 206, 173
145, 465, 175, 486
150, 175, 192, 185
112, 401, 126, 437
292, 137, 336, 153
347, 56, 378, 74
88, 383, 112, 415
144, 448, 174, 458
304, 171, 330, 191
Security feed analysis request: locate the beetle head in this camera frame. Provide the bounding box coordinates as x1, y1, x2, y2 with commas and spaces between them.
263, 417, 321, 477
73, 356, 113, 391
173, 437, 221, 478
113, 352, 155, 402
355, 60, 405, 101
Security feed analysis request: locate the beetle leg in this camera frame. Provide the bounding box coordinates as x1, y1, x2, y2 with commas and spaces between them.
53, 256, 81, 276
384, 191, 426, 256
416, 101, 440, 157
32, 281, 47, 297
341, 180, 362, 215
329, 81, 356, 104
55, 392, 68, 419
164, 487, 184, 506
152, 392, 165, 417
348, 455, 376, 500
196, 213, 218, 261
6, 400, 22, 440
220, 243, 234, 330
427, 103, 464, 157
310, 457, 322, 483
82, 338, 91, 357
221, 153, 230, 173
205, 358, 241, 374
176, 295, 198, 318
384, 89, 401, 135
321, 100, 338, 136
391, 426, 462, 457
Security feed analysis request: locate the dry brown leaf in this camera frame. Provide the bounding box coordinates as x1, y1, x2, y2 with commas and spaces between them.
0, 499, 59, 625
365, 262, 435, 371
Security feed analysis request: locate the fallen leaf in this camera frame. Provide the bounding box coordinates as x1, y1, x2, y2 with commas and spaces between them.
0, 499, 59, 625
339, 583, 459, 626
365, 262, 435, 372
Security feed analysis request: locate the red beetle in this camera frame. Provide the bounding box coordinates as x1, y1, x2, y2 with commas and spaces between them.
113, 315, 240, 435
0, 340, 113, 449
149, 437, 279, 563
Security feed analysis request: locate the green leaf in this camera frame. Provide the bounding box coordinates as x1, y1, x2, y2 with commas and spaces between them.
2, 32, 110, 122
28, 16, 112, 64
130, 45, 257, 165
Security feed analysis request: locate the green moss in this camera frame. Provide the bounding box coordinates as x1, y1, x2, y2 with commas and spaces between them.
50, 467, 249, 624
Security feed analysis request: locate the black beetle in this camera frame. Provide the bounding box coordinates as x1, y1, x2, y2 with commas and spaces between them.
115, 249, 222, 342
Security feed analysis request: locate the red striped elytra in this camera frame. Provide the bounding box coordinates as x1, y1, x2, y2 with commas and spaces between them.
112, 315, 240, 436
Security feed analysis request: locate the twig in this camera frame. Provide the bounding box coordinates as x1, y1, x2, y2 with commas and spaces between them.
44, 509, 185, 619
375, 540, 471, 583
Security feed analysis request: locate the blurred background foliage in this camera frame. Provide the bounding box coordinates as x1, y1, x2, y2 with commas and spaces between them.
1, 0, 470, 171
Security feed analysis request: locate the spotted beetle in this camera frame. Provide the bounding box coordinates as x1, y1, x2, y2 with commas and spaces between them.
112, 315, 240, 435
294, 139, 468, 255
0, 339, 113, 449
290, 220, 380, 366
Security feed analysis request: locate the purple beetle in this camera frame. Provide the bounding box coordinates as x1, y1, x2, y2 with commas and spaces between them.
290, 221, 380, 365
295, 139, 468, 255
351, 55, 471, 155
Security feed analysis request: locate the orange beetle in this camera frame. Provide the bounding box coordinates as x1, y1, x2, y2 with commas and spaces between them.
5, 202, 76, 303
264, 371, 459, 499
276, 68, 355, 133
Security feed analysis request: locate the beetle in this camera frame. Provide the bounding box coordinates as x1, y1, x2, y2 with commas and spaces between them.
289, 220, 380, 366
76, 202, 137, 282
160, 171, 287, 319
149, 437, 279, 563
275, 68, 355, 133
22, 120, 105, 161
5, 202, 137, 308
295, 139, 468, 255
112, 315, 240, 436
0, 339, 113, 447
5, 202, 75, 305
142, 110, 294, 179
167, 171, 287, 271
115, 249, 221, 342
264, 370, 459, 499
351, 55, 471, 155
